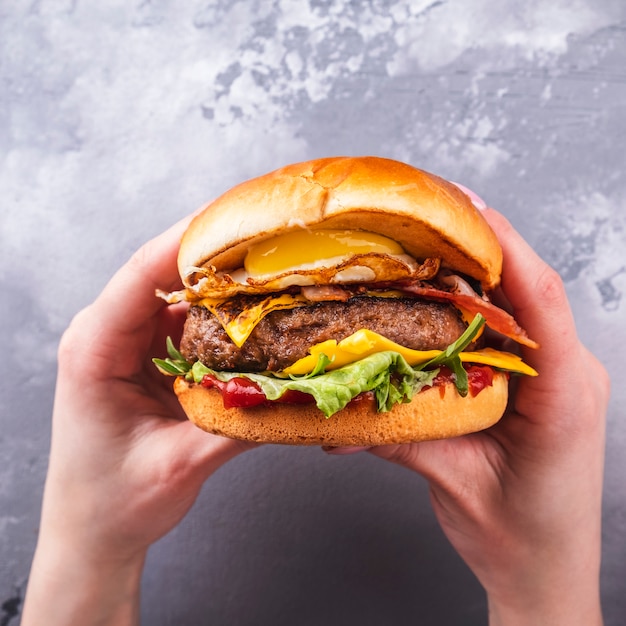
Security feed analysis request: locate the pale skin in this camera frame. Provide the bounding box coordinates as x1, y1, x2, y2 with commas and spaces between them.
22, 196, 609, 625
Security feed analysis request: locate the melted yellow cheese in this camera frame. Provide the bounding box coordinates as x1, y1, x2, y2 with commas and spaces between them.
245, 229, 405, 277
283, 329, 538, 377
199, 293, 306, 348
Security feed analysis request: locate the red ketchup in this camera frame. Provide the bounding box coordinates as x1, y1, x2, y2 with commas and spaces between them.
431, 365, 495, 397
201, 375, 314, 409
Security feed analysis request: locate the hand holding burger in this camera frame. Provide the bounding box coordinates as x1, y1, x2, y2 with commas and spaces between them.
21, 217, 257, 625
332, 197, 609, 625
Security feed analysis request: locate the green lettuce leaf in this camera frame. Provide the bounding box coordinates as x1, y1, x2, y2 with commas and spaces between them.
192, 352, 439, 418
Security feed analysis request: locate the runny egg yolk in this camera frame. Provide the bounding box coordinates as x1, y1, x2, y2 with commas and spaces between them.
244, 229, 405, 277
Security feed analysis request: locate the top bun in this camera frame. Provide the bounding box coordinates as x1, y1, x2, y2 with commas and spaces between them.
179, 157, 503, 290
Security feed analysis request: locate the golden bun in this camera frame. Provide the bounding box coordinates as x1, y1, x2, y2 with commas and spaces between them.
178, 156, 503, 291
173, 372, 509, 446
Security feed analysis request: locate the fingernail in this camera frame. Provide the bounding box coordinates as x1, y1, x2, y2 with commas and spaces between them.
322, 446, 372, 455
451, 182, 488, 211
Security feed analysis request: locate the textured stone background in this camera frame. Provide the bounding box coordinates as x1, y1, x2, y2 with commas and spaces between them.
1, 1, 625, 624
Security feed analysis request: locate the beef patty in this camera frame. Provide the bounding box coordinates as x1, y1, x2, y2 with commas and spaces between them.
180, 296, 473, 372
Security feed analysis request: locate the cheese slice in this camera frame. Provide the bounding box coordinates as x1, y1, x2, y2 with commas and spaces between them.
283, 329, 538, 377
199, 293, 307, 348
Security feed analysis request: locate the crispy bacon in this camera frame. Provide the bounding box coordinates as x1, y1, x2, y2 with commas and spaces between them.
301, 285, 351, 302
398, 282, 539, 349
438, 270, 484, 298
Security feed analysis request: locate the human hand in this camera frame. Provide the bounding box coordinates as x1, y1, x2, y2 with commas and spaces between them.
330, 196, 609, 625
22, 217, 256, 625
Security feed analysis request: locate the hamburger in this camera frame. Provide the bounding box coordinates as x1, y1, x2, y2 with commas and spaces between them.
155, 156, 538, 446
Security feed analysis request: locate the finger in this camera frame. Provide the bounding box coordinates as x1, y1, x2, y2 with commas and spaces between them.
366, 439, 463, 492
322, 446, 371, 455
166, 419, 260, 481
450, 182, 488, 211
450, 183, 580, 379
480, 208, 580, 375
149, 301, 190, 357
322, 440, 461, 494
322, 443, 456, 497
323, 441, 442, 486
92, 214, 193, 339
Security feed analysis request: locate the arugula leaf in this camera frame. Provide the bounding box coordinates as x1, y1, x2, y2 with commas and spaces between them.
419, 313, 486, 369
152, 337, 192, 377
444, 356, 469, 396
415, 313, 486, 396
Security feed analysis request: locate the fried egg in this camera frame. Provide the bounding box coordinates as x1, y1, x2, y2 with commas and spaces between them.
183, 229, 439, 298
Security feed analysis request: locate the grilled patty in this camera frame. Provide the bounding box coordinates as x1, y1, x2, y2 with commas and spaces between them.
180, 295, 472, 373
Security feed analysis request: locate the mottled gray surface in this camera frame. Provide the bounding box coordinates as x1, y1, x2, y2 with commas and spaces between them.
1, 1, 625, 624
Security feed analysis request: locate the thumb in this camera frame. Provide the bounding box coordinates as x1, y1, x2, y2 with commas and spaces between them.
367, 442, 438, 479
323, 437, 475, 492
157, 419, 260, 487
185, 422, 260, 477
367, 437, 484, 499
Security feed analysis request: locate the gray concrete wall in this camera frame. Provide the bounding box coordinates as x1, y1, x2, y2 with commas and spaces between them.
1, 2, 625, 624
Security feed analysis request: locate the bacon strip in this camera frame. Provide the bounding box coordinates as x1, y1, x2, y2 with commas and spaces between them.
398, 283, 539, 349
301, 285, 351, 302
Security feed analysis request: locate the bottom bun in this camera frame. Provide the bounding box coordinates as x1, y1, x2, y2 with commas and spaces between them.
173, 372, 509, 446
